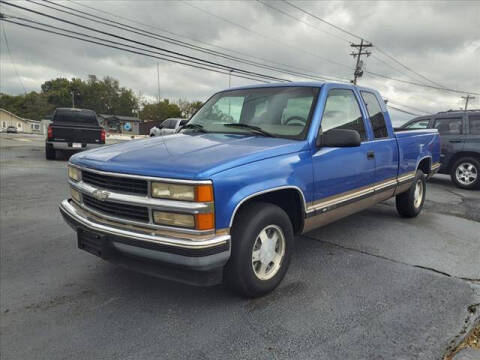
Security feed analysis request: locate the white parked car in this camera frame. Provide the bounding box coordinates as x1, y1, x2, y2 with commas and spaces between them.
149, 118, 187, 137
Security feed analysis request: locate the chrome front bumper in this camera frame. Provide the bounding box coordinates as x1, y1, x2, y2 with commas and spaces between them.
59, 199, 231, 279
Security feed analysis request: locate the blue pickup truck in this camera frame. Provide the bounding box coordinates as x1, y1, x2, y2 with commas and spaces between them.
60, 82, 440, 297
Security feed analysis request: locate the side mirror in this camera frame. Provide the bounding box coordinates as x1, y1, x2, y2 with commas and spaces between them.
316, 128, 361, 147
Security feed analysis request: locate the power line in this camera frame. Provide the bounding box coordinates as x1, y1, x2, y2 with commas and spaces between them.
283, 0, 362, 41
0, 17, 276, 84
387, 105, 421, 117
26, 0, 350, 83
181, 0, 353, 71
255, 0, 352, 44
387, 101, 432, 115
1, 1, 289, 83
281, 0, 462, 92
65, 0, 352, 82
365, 70, 480, 96
1, 22, 27, 94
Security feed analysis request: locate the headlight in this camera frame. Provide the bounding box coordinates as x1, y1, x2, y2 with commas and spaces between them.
153, 211, 195, 228
68, 166, 81, 182
71, 188, 82, 203
151, 182, 213, 202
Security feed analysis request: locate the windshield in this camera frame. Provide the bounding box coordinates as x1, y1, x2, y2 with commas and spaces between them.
187, 86, 319, 139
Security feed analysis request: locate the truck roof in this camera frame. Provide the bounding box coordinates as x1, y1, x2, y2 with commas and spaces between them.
225, 81, 379, 95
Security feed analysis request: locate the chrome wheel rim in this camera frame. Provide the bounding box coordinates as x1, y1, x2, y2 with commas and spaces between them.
413, 179, 423, 208
455, 162, 478, 186
251, 225, 286, 281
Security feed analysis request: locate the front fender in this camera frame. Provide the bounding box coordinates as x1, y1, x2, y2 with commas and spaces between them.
211, 151, 313, 230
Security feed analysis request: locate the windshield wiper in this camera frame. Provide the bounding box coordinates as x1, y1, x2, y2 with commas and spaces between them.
223, 123, 275, 137
179, 123, 207, 133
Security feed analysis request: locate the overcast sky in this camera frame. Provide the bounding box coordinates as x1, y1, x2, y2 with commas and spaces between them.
0, 0, 479, 124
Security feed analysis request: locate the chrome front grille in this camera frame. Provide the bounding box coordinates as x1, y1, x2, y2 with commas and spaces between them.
82, 170, 148, 195
83, 193, 149, 222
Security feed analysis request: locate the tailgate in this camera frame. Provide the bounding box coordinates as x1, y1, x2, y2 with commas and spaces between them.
51, 125, 103, 144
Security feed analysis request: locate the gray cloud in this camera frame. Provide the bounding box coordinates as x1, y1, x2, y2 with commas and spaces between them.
1, 0, 479, 124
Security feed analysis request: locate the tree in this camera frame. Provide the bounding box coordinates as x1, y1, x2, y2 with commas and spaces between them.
139, 99, 182, 121
176, 99, 203, 118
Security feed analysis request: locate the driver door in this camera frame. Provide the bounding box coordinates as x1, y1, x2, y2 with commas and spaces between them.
311, 88, 376, 210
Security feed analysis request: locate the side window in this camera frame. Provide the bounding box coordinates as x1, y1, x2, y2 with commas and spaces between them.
433, 118, 463, 135
361, 91, 388, 138
321, 89, 366, 140
468, 115, 480, 135
405, 119, 430, 129
166, 120, 177, 129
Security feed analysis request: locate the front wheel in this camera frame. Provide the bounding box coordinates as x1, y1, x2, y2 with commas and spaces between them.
450, 157, 480, 190
396, 170, 426, 218
224, 202, 294, 298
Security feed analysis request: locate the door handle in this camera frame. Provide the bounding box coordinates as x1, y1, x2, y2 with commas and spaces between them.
367, 151, 375, 160
449, 140, 463, 143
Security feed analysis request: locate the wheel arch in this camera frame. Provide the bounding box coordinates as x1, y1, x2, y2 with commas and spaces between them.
229, 186, 307, 234
416, 156, 432, 175
446, 151, 480, 173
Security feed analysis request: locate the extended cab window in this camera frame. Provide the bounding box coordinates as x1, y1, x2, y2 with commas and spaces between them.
321, 89, 366, 140
189, 86, 318, 139
433, 118, 463, 135
405, 119, 430, 129
361, 91, 388, 138
468, 115, 480, 135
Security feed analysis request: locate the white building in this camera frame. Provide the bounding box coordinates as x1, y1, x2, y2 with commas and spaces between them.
0, 108, 41, 134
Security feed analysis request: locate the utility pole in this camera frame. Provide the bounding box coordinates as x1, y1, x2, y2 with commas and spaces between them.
156, 62, 161, 103
350, 39, 372, 85
461, 95, 475, 111
228, 69, 233, 88
71, 91, 75, 108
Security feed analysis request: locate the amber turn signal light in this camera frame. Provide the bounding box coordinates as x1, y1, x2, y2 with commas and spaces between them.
195, 213, 215, 230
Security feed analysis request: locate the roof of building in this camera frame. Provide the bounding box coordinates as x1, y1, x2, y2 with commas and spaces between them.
99, 114, 141, 122
0, 108, 27, 121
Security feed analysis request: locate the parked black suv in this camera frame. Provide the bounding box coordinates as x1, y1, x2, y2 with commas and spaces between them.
46, 108, 105, 160
401, 110, 480, 189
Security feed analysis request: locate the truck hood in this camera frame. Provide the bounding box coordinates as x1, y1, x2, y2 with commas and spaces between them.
70, 133, 308, 179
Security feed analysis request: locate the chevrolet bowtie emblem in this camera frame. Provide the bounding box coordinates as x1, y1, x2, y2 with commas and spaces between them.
92, 189, 110, 201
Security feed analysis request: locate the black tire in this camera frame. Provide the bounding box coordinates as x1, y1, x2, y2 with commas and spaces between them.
224, 202, 294, 298
450, 157, 480, 190
45, 143, 55, 160
396, 170, 426, 218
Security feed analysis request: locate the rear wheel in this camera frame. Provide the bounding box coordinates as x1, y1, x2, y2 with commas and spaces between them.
450, 157, 480, 190
224, 202, 294, 298
45, 143, 55, 160
396, 170, 426, 218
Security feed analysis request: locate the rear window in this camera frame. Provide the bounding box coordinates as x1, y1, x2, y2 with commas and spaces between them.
433, 118, 463, 135
53, 109, 98, 125
361, 91, 389, 138
468, 115, 480, 135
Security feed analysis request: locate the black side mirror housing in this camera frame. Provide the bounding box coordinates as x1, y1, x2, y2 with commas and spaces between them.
316, 128, 361, 147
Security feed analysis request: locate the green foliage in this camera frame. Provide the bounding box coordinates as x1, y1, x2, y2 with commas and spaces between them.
139, 99, 182, 121
0, 75, 204, 122
176, 99, 203, 118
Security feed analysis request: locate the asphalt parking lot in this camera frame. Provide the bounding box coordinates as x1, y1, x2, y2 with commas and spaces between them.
1, 133, 479, 360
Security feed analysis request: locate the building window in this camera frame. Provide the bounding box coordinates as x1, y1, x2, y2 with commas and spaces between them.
18, 122, 22, 129
2, 121, 6, 128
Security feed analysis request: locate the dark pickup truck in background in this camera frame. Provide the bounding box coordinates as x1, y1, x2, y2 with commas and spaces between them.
401, 110, 480, 189
46, 108, 105, 160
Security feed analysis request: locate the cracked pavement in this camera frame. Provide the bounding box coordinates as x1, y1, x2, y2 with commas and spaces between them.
1, 134, 479, 360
